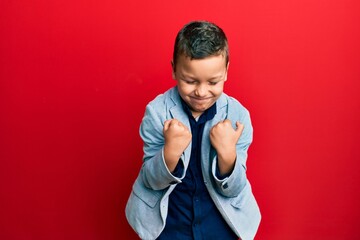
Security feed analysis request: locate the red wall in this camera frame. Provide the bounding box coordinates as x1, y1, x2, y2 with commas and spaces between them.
1, 0, 359, 239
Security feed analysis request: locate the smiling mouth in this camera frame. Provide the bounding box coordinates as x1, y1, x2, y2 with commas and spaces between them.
190, 97, 213, 106
191, 97, 211, 101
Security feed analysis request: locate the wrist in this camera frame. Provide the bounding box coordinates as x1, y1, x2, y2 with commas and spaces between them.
163, 145, 181, 172
216, 145, 236, 161
217, 148, 236, 175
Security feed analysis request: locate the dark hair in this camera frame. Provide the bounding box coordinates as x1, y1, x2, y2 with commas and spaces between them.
173, 21, 229, 70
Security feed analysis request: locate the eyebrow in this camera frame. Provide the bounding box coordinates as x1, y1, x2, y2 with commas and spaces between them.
181, 74, 224, 81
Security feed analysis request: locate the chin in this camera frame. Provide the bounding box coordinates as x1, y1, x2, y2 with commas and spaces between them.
193, 106, 209, 113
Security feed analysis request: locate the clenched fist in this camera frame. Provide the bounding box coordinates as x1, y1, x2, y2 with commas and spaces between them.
163, 119, 192, 172
210, 120, 244, 175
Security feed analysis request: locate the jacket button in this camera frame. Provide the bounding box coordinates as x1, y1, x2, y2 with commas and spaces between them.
223, 183, 228, 189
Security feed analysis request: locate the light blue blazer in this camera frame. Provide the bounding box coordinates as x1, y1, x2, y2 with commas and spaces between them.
125, 87, 261, 240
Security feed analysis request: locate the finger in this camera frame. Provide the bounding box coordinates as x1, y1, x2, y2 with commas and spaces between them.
176, 120, 183, 127
163, 119, 171, 131
226, 119, 236, 128
177, 121, 190, 133
168, 119, 187, 132
235, 121, 244, 137
213, 119, 227, 127
171, 119, 185, 128
223, 119, 231, 124
168, 119, 179, 127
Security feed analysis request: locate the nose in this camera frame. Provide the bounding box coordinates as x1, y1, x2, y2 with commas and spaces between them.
195, 84, 208, 97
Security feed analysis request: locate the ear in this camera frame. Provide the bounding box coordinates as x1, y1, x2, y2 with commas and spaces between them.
171, 60, 176, 79
224, 61, 230, 81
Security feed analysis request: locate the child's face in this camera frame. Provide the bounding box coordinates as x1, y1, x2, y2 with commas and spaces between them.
172, 54, 229, 118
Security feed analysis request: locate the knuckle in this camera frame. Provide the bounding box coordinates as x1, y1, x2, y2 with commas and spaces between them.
224, 119, 231, 125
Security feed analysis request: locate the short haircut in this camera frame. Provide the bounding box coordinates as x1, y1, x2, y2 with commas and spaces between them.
173, 21, 229, 70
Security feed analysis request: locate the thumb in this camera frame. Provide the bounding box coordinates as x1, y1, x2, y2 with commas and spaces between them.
163, 119, 171, 131
235, 121, 244, 138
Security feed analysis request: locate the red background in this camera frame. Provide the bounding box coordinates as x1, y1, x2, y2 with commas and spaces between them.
1, 0, 359, 239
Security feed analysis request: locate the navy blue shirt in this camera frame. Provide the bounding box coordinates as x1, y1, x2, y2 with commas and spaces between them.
157, 100, 238, 240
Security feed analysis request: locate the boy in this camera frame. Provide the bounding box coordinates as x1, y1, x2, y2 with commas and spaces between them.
125, 21, 261, 240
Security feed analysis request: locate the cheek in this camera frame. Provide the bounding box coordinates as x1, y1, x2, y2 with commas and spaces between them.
179, 85, 194, 95
212, 85, 224, 95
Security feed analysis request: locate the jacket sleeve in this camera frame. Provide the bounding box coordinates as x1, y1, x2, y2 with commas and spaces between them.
211, 100, 253, 198
139, 102, 186, 190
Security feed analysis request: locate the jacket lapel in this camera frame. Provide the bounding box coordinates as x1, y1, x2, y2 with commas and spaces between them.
168, 87, 192, 168
201, 93, 229, 179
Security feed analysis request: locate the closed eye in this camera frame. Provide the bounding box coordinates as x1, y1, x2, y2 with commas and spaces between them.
183, 80, 196, 85
209, 81, 219, 85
